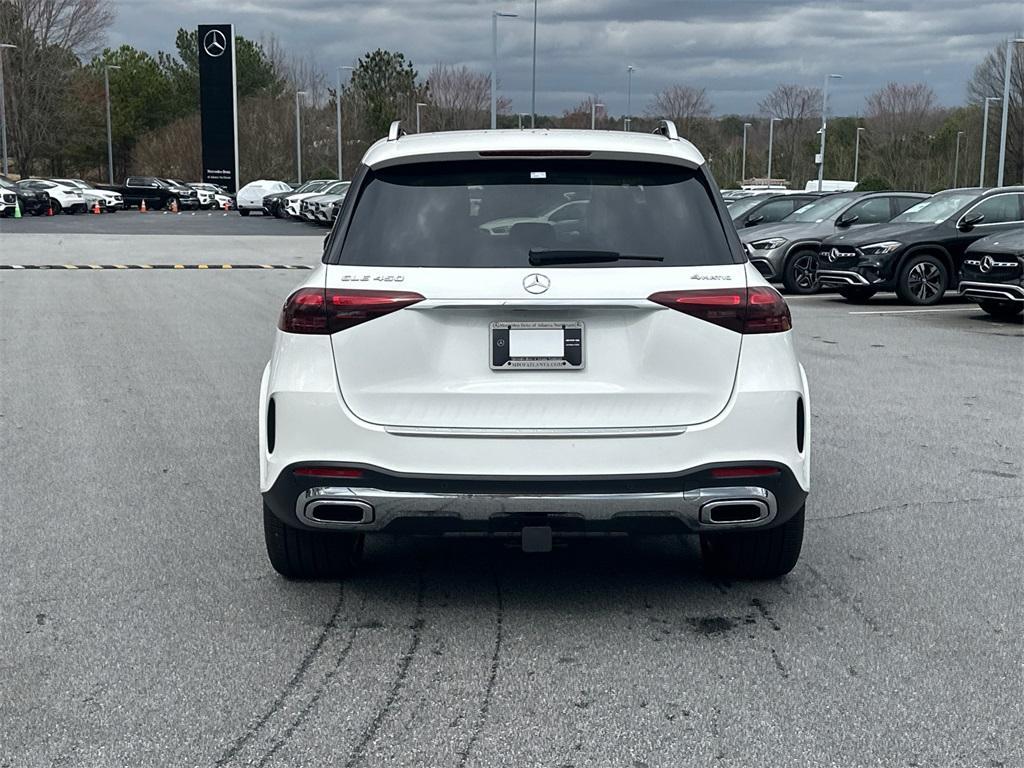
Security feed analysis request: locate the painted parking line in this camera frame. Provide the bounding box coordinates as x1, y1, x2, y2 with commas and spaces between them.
0, 264, 313, 270
848, 307, 977, 315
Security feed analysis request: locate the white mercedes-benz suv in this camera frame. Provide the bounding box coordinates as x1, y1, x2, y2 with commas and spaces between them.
260, 121, 810, 581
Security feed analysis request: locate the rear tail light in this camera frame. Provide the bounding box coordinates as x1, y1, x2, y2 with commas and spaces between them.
278, 288, 424, 334
647, 287, 791, 333
294, 466, 364, 478
710, 466, 781, 479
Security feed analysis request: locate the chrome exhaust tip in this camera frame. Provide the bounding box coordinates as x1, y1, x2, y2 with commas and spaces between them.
699, 498, 771, 526
302, 500, 375, 527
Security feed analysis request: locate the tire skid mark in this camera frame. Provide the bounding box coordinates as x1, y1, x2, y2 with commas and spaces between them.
343, 571, 427, 768
456, 571, 505, 768
804, 564, 882, 634
255, 598, 367, 767
214, 585, 349, 767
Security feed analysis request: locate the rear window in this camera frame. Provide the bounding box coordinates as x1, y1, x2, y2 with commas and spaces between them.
332, 160, 735, 267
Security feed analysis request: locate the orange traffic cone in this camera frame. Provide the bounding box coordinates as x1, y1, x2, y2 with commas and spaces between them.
170, 198, 179, 214
47, 203, 53, 216
140, 199, 147, 213
93, 201, 102, 214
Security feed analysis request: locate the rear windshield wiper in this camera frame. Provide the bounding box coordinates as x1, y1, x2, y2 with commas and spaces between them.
528, 249, 665, 266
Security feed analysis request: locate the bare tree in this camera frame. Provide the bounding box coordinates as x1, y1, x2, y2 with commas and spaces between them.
559, 96, 607, 129
865, 82, 940, 189
758, 84, 822, 184
0, 0, 114, 174
647, 85, 712, 135
423, 63, 493, 131
967, 38, 1023, 185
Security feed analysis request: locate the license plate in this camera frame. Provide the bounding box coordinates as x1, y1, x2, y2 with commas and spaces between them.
490, 321, 584, 370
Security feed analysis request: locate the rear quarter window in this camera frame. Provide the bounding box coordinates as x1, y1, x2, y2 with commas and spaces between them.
331, 159, 737, 268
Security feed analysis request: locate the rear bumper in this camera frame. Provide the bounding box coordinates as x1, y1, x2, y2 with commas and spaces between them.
259, 328, 811, 536
264, 464, 806, 535
959, 280, 1024, 303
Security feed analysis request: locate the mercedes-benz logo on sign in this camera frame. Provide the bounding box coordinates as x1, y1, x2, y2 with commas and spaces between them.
203, 29, 227, 58
523, 273, 550, 294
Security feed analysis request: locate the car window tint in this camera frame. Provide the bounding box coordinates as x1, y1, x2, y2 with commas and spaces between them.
335, 159, 734, 268
891, 196, 921, 215
846, 197, 894, 224
755, 199, 798, 222
970, 194, 1024, 225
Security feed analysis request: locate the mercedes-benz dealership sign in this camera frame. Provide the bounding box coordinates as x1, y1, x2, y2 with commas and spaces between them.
198, 24, 240, 193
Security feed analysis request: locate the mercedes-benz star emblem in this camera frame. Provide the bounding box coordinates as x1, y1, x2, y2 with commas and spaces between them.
980, 255, 994, 273
827, 248, 841, 263
523, 273, 550, 294
203, 29, 227, 58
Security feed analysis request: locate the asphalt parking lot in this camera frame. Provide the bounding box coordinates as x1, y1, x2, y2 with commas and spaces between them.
1, 223, 1022, 767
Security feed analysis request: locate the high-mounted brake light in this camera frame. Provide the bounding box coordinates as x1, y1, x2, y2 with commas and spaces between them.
647, 287, 791, 334
278, 288, 424, 334
293, 467, 364, 478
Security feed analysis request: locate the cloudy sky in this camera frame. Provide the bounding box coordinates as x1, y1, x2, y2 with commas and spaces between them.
107, 0, 1022, 116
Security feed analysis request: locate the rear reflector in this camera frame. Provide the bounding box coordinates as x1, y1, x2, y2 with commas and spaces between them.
647, 287, 791, 333
294, 467, 364, 478
279, 288, 424, 334
710, 466, 781, 479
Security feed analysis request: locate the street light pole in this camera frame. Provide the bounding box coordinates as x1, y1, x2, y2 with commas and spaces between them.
741, 122, 751, 184
491, 11, 517, 130
295, 90, 307, 184
953, 130, 965, 187
416, 102, 427, 133
625, 65, 635, 132
518, 112, 529, 129
996, 39, 1024, 187
853, 126, 865, 184
980, 96, 1000, 186
591, 100, 604, 130
104, 64, 121, 185
817, 73, 842, 192
767, 117, 780, 184
530, 0, 537, 128
336, 66, 354, 181
0, 43, 16, 178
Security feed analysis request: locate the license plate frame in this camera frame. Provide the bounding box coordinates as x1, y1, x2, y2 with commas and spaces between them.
490, 321, 584, 370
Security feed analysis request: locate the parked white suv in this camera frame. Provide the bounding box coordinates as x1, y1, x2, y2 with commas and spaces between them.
52, 178, 123, 211
17, 179, 87, 214
237, 179, 292, 216
260, 123, 810, 580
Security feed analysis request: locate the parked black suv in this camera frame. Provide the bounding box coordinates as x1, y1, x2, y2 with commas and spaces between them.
818, 187, 1024, 305
0, 175, 48, 216
959, 227, 1024, 320
739, 191, 929, 294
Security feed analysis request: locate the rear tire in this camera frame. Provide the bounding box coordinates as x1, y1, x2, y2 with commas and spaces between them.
978, 299, 1023, 320
239, 208, 250, 217
897, 254, 947, 305
263, 504, 363, 580
782, 250, 820, 294
49, 199, 62, 215
838, 287, 877, 303
700, 506, 805, 580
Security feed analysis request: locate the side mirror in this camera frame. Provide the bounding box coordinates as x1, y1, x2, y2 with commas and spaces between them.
958, 212, 984, 231
836, 213, 859, 227
744, 214, 765, 227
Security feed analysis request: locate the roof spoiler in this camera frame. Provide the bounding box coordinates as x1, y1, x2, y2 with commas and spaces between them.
652, 120, 679, 140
